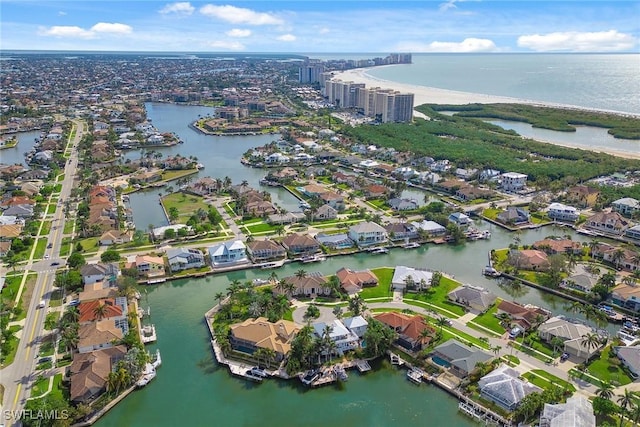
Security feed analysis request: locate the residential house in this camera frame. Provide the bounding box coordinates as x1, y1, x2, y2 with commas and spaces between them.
625, 225, 640, 241
598, 245, 640, 272
479, 364, 542, 411
456, 186, 494, 202
363, 184, 389, 199
538, 316, 601, 359
547, 203, 580, 222
613, 346, 640, 379
342, 316, 368, 338
560, 264, 604, 293
335, 267, 378, 294
80, 263, 120, 286
2, 204, 34, 218
387, 198, 418, 211
496, 207, 530, 225
431, 339, 493, 378
514, 249, 551, 271
584, 211, 631, 235
77, 320, 124, 354
375, 311, 437, 352
319, 191, 345, 210
479, 169, 501, 183
532, 238, 583, 255
70, 345, 127, 403
132, 254, 165, 277
611, 283, 640, 312
501, 172, 528, 192
448, 212, 471, 228
281, 233, 320, 255
497, 300, 552, 331
208, 240, 248, 265
0, 223, 23, 240
315, 204, 337, 220
315, 233, 354, 250
313, 319, 360, 355
411, 220, 447, 237
447, 285, 496, 313
348, 221, 388, 247
78, 298, 128, 326
99, 229, 133, 246
301, 183, 328, 198
276, 272, 330, 297
567, 185, 599, 208
166, 247, 205, 272
229, 317, 299, 362
78, 282, 118, 303
385, 222, 418, 241
391, 266, 432, 291
612, 197, 640, 218
539, 395, 596, 427
246, 239, 286, 262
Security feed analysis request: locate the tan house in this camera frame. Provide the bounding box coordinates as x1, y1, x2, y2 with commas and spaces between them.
281, 233, 320, 255
584, 211, 631, 235
77, 320, 124, 353
246, 239, 286, 262
277, 272, 331, 297
132, 254, 165, 277
229, 317, 299, 361
336, 267, 379, 294
514, 249, 550, 271
497, 300, 551, 331
532, 239, 583, 255
70, 345, 127, 403
566, 185, 599, 208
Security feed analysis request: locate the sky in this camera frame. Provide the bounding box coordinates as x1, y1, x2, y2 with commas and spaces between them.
1, 1, 638, 53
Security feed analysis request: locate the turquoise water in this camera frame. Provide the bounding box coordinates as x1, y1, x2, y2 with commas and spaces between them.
366, 53, 640, 114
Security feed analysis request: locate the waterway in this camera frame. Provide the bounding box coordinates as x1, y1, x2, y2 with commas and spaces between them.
0, 130, 40, 166
98, 102, 618, 426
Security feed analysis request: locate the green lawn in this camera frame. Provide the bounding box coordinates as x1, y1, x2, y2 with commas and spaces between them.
482, 208, 501, 220
587, 345, 633, 387
59, 238, 72, 257
435, 326, 491, 350
161, 192, 210, 222
161, 169, 198, 181
34, 238, 47, 259
39, 221, 52, 236
360, 267, 393, 299
522, 369, 576, 392
502, 355, 520, 366
404, 276, 466, 316
46, 204, 57, 214
78, 237, 99, 252
63, 220, 74, 234
245, 222, 278, 233
468, 302, 505, 335
1, 325, 21, 365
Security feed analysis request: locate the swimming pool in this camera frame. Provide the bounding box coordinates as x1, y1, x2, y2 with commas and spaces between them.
431, 356, 451, 368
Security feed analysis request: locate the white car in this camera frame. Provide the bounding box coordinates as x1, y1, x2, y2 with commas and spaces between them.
44, 254, 50, 259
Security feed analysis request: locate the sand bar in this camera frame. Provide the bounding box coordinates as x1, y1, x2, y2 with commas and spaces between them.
333, 67, 640, 160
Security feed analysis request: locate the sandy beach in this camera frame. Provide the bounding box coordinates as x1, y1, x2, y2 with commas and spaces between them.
333, 67, 640, 160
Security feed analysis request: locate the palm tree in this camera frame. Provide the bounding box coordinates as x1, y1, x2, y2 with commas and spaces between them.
492, 345, 502, 357
93, 303, 108, 320
295, 269, 308, 280
436, 316, 449, 333
589, 239, 600, 260
579, 332, 601, 364
618, 388, 635, 427
596, 382, 615, 400
332, 306, 343, 319
214, 292, 225, 307
550, 336, 564, 356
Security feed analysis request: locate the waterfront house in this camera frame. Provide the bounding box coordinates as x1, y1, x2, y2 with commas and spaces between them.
70, 345, 127, 403
625, 225, 640, 242
391, 266, 432, 291
278, 272, 331, 297
315, 204, 338, 220
364, 184, 389, 199
500, 172, 528, 192
611, 283, 640, 312
301, 183, 328, 197
539, 395, 596, 427
532, 238, 583, 255
547, 202, 580, 222
78, 282, 118, 303
342, 316, 369, 338
229, 317, 299, 362
281, 233, 320, 255
411, 220, 447, 237
447, 285, 496, 313
496, 300, 551, 331
79, 297, 128, 326
613, 346, 640, 379
167, 247, 206, 272
612, 197, 640, 218
313, 319, 360, 355
496, 207, 530, 226
246, 239, 286, 262
559, 264, 604, 293
537, 316, 601, 360
319, 191, 345, 210
77, 320, 124, 354
514, 249, 550, 271
208, 240, 248, 266
348, 221, 388, 247
387, 198, 418, 211
98, 229, 133, 246
455, 185, 494, 202
375, 311, 436, 352
598, 246, 640, 272
335, 267, 378, 294
385, 222, 418, 241
131, 254, 166, 277
80, 263, 119, 286
448, 212, 471, 228
584, 211, 631, 236
315, 233, 354, 250
566, 185, 599, 208
431, 340, 493, 378
478, 364, 542, 411
267, 211, 305, 225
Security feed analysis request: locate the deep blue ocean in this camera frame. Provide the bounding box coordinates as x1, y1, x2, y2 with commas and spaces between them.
310, 53, 640, 115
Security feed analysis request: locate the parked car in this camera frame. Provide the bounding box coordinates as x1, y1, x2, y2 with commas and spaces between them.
560, 352, 570, 362
508, 326, 522, 339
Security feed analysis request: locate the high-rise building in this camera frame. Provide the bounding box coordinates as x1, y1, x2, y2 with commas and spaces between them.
299, 65, 325, 83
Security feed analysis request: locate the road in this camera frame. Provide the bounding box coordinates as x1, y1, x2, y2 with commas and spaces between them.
0, 119, 83, 426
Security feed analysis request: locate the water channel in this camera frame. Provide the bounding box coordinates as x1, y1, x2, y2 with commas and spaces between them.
95, 103, 621, 427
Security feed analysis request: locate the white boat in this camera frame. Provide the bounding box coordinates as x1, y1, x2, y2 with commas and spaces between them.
196, 163, 205, 169
370, 247, 389, 254
402, 242, 421, 249
248, 366, 269, 378
152, 349, 162, 368
482, 266, 501, 277
407, 368, 423, 384
301, 254, 326, 263
142, 324, 157, 344
136, 363, 157, 387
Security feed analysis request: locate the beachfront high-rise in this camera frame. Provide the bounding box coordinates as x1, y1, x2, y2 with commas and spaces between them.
299, 65, 325, 84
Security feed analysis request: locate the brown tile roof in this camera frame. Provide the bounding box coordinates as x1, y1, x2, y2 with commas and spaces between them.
336, 267, 378, 292
230, 317, 298, 356
70, 345, 127, 402
78, 320, 123, 349
533, 239, 582, 254
374, 312, 435, 345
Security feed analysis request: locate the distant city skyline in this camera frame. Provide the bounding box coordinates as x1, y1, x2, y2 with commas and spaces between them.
1, 1, 638, 53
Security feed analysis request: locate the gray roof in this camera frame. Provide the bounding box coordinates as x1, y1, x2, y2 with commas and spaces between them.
540, 396, 596, 427
448, 285, 496, 310
479, 364, 541, 409
315, 233, 354, 246
614, 345, 640, 376
433, 339, 492, 374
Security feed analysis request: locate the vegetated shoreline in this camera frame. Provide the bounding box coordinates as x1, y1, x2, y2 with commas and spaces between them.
334, 66, 640, 159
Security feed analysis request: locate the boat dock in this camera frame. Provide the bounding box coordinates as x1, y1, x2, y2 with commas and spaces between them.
141, 324, 157, 344
389, 352, 405, 366
457, 394, 512, 426
355, 360, 371, 372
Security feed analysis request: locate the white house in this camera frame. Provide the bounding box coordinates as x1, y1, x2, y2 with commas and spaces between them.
411, 220, 447, 236
348, 221, 388, 247
208, 240, 248, 265
342, 316, 368, 338
313, 319, 360, 355
166, 247, 206, 272
391, 266, 433, 291
612, 197, 640, 217
448, 212, 471, 227
479, 364, 541, 411
501, 172, 528, 192
547, 202, 579, 222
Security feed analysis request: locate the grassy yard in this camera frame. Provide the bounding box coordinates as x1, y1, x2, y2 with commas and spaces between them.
403, 276, 466, 316
34, 238, 47, 259
161, 169, 198, 181
587, 345, 633, 386
522, 369, 576, 392
46, 204, 57, 214
1, 325, 21, 365
367, 199, 388, 210
77, 237, 99, 252
59, 238, 72, 257
360, 267, 393, 299
468, 302, 505, 335
245, 222, 278, 234
63, 220, 74, 234
482, 208, 501, 220
39, 221, 52, 236
161, 192, 210, 222
436, 325, 491, 350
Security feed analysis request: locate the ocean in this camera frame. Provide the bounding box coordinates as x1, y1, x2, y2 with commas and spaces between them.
365, 53, 640, 115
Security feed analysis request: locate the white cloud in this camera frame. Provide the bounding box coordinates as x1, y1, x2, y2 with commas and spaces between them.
277, 34, 296, 42
439, 0, 478, 13
90, 23, 133, 34
398, 38, 498, 53
200, 5, 283, 26
517, 30, 636, 52
319, 27, 330, 34
160, 2, 195, 15
207, 40, 245, 50
57, 11, 67, 16
38, 26, 95, 39
226, 28, 251, 38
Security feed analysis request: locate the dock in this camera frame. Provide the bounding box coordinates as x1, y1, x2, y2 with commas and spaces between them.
355, 360, 371, 372
141, 324, 157, 344
389, 352, 405, 366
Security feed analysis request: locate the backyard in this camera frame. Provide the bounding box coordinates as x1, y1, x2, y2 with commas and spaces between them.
404, 276, 466, 317
359, 267, 393, 299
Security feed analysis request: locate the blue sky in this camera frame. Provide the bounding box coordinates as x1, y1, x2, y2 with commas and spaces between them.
1, 1, 638, 53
